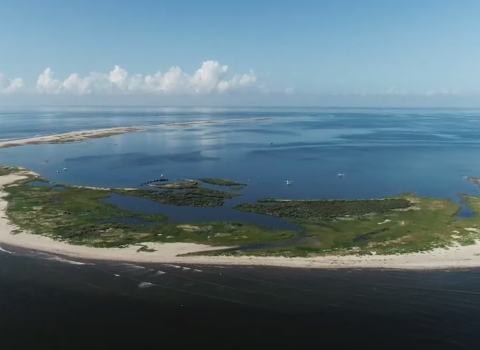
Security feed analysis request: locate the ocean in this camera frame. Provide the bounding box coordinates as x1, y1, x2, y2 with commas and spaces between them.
2, 107, 480, 348
2, 246, 480, 349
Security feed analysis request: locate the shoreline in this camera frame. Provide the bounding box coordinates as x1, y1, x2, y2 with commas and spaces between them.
2, 174, 480, 270
0, 117, 271, 149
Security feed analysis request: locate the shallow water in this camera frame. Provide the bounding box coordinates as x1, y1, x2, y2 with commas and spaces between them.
102, 193, 299, 230
3, 107, 480, 226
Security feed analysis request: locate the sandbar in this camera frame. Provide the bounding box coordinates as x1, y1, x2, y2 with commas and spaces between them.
0, 117, 272, 149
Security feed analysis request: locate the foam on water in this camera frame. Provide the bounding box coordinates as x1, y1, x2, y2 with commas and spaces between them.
22, 251, 90, 265
138, 282, 154, 289
122, 263, 146, 270
164, 264, 182, 269
44, 256, 88, 265
0, 246, 14, 254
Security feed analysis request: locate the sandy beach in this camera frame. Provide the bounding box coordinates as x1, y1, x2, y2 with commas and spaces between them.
0, 117, 271, 149
0, 126, 144, 149
1, 171, 480, 269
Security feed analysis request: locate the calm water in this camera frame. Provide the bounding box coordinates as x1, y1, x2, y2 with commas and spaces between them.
2, 107, 480, 219
1, 245, 480, 349
2, 107, 480, 348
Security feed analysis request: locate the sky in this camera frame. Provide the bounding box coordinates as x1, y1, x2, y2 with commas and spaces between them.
0, 0, 480, 107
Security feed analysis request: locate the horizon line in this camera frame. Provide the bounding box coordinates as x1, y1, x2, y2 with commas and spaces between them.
1, 105, 480, 110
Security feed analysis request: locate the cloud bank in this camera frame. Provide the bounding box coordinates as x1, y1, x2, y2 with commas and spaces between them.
0, 74, 25, 93
1, 61, 257, 95
0, 61, 475, 108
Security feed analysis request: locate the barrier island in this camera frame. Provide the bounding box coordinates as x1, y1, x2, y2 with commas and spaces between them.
2, 165, 480, 268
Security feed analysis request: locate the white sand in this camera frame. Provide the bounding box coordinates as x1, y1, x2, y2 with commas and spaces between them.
0, 117, 271, 149
0, 126, 143, 148
1, 173, 480, 269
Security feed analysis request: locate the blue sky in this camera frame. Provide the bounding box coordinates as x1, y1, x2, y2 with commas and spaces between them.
0, 0, 479, 106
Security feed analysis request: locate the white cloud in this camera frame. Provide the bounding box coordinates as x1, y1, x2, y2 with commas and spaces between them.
36, 68, 63, 94
28, 60, 257, 96
0, 74, 25, 93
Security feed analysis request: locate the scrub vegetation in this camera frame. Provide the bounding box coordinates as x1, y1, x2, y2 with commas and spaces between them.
4, 164, 480, 257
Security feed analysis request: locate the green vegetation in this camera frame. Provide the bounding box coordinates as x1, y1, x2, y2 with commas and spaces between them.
151, 180, 199, 189
2, 172, 292, 248
4, 166, 480, 257
236, 197, 411, 220
133, 177, 249, 206
199, 178, 246, 187
221, 192, 480, 257
154, 188, 240, 207
0, 166, 22, 176
115, 187, 240, 207
257, 197, 276, 203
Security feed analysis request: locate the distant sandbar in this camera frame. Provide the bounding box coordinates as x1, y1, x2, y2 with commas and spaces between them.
0, 117, 271, 149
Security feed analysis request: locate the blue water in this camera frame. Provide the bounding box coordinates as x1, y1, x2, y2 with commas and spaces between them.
101, 193, 299, 230
2, 107, 480, 220
4, 108, 480, 348
2, 108, 480, 202
3, 246, 480, 349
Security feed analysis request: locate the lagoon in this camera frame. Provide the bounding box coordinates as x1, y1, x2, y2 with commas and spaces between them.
2, 108, 480, 204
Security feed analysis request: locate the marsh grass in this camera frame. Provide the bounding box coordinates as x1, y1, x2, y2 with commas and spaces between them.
3, 174, 293, 248
199, 178, 246, 187
5, 169, 480, 257
223, 192, 480, 257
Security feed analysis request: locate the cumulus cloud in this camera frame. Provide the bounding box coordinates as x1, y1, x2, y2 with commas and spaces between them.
33, 61, 257, 95
0, 74, 25, 93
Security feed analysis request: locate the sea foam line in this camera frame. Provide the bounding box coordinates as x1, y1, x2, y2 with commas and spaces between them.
46, 256, 88, 265
0, 246, 14, 254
